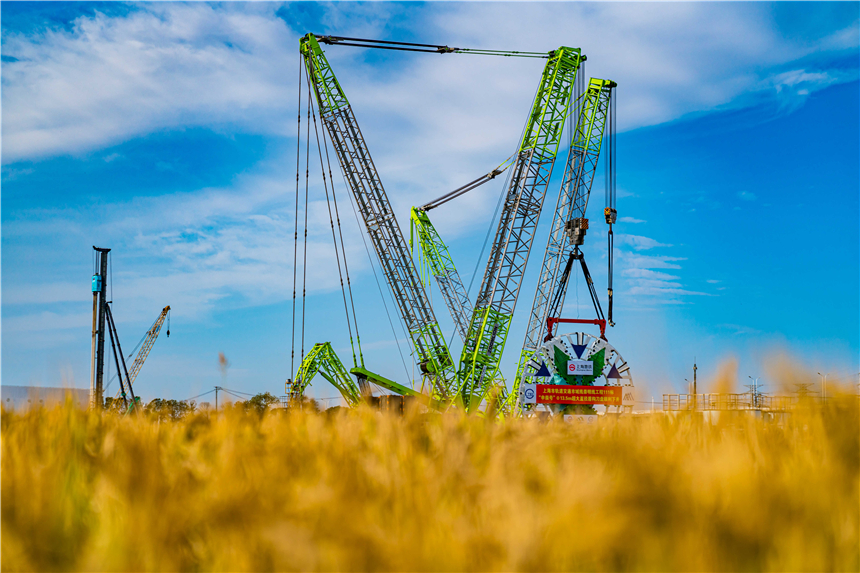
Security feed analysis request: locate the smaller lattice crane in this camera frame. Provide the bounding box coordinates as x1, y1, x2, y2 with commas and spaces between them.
111, 305, 171, 408
126, 306, 171, 388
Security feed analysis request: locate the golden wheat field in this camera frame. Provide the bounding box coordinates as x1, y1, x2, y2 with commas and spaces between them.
2, 396, 858, 572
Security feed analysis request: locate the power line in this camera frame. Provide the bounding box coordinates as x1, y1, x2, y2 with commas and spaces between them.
182, 388, 217, 403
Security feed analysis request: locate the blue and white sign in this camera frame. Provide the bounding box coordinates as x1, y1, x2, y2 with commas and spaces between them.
522, 383, 537, 404
567, 359, 593, 376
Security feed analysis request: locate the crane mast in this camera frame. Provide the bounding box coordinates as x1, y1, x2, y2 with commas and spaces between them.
300, 34, 457, 399
410, 208, 473, 341
457, 47, 584, 409
511, 78, 615, 403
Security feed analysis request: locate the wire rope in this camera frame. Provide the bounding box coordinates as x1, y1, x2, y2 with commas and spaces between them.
339, 169, 412, 384
219, 387, 254, 396
317, 35, 549, 58
306, 73, 359, 370
300, 76, 312, 366
183, 388, 217, 402
319, 103, 364, 368
291, 52, 303, 381
220, 389, 247, 402
124, 311, 161, 362
605, 85, 616, 324
465, 72, 539, 302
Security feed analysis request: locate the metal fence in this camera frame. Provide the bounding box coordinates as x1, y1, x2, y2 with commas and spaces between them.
663, 393, 797, 412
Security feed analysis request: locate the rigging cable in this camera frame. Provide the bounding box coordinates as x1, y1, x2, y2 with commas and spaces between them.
338, 168, 413, 385
219, 387, 254, 397
306, 71, 363, 369
183, 388, 216, 403
300, 70, 312, 366
464, 72, 539, 306
605, 86, 616, 326
106, 253, 113, 397
307, 78, 358, 369
291, 52, 303, 381
419, 154, 515, 212
104, 304, 133, 406
320, 104, 364, 368
123, 309, 162, 362
316, 35, 549, 58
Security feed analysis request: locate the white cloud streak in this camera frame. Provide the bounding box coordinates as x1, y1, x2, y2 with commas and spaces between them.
2, 4, 297, 162
2, 2, 855, 165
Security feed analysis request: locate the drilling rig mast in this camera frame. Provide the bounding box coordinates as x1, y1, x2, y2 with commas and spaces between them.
90, 246, 110, 409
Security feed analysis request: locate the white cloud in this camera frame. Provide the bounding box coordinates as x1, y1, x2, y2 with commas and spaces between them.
2, 161, 372, 341
3, 2, 856, 166
614, 249, 709, 304
737, 191, 757, 201
2, 4, 298, 162
618, 216, 646, 224
616, 234, 671, 251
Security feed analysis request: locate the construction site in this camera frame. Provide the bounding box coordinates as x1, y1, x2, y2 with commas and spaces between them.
81, 32, 827, 420
83, 33, 633, 418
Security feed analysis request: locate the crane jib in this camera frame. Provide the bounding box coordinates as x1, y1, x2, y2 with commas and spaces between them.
456, 46, 584, 410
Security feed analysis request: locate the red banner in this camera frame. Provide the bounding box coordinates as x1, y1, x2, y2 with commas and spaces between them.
536, 384, 622, 405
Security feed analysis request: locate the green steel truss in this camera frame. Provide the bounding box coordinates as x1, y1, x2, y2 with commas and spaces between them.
351, 366, 446, 411
290, 342, 363, 406
290, 344, 448, 410
300, 34, 457, 400
410, 207, 473, 341
508, 78, 616, 411
457, 47, 584, 410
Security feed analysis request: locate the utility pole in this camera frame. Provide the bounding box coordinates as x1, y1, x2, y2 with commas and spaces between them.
693, 360, 697, 410
90, 247, 110, 409
817, 372, 828, 405
215, 386, 220, 411
693, 361, 697, 395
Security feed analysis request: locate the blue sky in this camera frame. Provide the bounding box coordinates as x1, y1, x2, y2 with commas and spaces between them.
2, 2, 858, 405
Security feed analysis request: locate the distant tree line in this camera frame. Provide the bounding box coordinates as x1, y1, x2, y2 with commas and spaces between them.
104, 392, 282, 420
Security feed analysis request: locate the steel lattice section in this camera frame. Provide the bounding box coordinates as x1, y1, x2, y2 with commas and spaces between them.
301, 35, 457, 399
457, 47, 584, 408
510, 79, 615, 404
292, 342, 362, 406
411, 208, 474, 341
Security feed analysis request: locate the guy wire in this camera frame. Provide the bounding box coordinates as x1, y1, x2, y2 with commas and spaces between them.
300, 71, 311, 365
291, 53, 302, 381
319, 105, 365, 368
338, 168, 412, 384
306, 72, 359, 369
